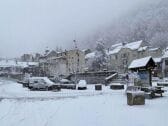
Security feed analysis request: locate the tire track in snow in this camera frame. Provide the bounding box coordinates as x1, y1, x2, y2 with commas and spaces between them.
44, 101, 65, 126
0, 100, 17, 122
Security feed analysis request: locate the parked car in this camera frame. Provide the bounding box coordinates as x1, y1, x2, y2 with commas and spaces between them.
28, 77, 61, 91
60, 79, 76, 89
48, 76, 59, 83
18, 78, 30, 87
77, 80, 87, 90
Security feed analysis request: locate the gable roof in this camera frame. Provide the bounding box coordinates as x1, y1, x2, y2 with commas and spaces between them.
109, 40, 143, 55
0, 60, 39, 68
108, 46, 122, 55
111, 43, 122, 49
85, 52, 96, 59
124, 40, 143, 50
128, 56, 155, 69
46, 50, 57, 57
138, 46, 148, 52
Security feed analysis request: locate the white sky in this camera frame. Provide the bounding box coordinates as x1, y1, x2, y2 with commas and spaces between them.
0, 0, 147, 58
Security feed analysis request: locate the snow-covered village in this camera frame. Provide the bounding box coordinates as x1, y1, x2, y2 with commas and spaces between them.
0, 0, 168, 126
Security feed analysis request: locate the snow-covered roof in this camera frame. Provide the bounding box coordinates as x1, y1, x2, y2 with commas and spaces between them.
108, 46, 122, 55
85, 52, 95, 59
111, 43, 122, 49
0, 60, 39, 68
138, 46, 148, 51
124, 40, 143, 50
128, 56, 153, 69
109, 40, 143, 55
149, 48, 159, 51
153, 58, 162, 63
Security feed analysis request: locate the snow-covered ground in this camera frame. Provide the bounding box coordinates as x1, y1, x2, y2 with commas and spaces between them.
0, 78, 168, 126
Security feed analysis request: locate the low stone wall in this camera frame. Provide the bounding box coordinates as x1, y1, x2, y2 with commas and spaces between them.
0, 73, 24, 81
110, 84, 124, 90
95, 84, 102, 90
127, 91, 145, 106
68, 71, 116, 84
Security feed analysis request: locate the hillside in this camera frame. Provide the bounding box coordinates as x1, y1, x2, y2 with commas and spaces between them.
83, 0, 168, 49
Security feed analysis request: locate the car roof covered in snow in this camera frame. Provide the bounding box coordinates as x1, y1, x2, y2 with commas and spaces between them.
29, 77, 54, 85
128, 56, 154, 69
60, 79, 70, 83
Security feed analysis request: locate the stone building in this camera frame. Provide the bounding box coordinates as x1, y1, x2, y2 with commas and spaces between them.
162, 48, 168, 77
39, 49, 85, 78
148, 47, 163, 58
21, 54, 34, 62
108, 40, 149, 73
107, 40, 164, 74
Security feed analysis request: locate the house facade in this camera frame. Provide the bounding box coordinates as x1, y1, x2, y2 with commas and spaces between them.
107, 40, 164, 74
162, 48, 168, 77
21, 54, 34, 62
108, 40, 149, 73
148, 48, 163, 58
39, 49, 85, 78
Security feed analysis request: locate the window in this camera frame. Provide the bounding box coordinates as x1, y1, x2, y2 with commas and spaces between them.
123, 59, 128, 65
122, 53, 126, 58
115, 55, 118, 60
165, 60, 168, 65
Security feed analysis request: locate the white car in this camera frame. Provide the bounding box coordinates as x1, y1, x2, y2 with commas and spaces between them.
29, 77, 60, 91
77, 80, 87, 90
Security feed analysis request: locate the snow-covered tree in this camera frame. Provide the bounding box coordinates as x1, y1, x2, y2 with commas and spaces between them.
92, 40, 108, 71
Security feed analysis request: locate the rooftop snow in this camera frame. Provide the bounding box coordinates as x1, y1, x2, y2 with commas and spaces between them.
111, 43, 122, 49
85, 52, 95, 59
149, 48, 159, 51
138, 46, 148, 51
124, 40, 143, 50
108, 46, 122, 55
153, 57, 162, 63
128, 56, 153, 69
109, 40, 143, 55
0, 60, 39, 68
30, 77, 54, 85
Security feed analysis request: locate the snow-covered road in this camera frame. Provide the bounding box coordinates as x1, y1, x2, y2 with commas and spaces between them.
0, 78, 168, 126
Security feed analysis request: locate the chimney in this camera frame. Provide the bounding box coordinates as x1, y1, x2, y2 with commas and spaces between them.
122, 42, 127, 46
